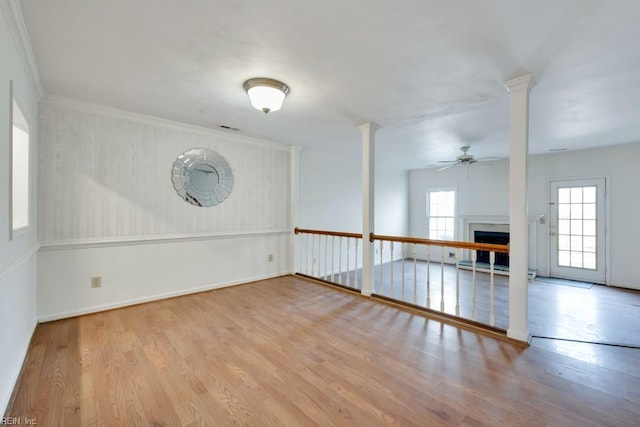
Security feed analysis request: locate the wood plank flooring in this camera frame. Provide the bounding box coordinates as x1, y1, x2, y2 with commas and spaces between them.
325, 259, 640, 346
6, 275, 640, 426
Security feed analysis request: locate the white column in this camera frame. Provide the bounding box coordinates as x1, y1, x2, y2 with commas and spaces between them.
359, 122, 378, 296
505, 74, 534, 342
290, 146, 303, 273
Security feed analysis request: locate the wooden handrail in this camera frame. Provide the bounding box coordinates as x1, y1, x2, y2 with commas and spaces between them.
294, 227, 363, 239
370, 233, 510, 253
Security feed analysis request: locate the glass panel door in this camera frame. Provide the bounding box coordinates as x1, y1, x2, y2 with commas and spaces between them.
549, 179, 606, 283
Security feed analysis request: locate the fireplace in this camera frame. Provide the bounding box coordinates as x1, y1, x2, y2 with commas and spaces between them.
474, 230, 509, 267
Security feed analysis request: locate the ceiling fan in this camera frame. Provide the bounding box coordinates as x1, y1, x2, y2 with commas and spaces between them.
437, 146, 498, 171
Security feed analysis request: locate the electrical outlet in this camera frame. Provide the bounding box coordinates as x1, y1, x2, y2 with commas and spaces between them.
91, 276, 102, 288
268, 254, 274, 262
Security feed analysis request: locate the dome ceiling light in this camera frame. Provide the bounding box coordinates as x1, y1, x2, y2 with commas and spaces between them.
243, 78, 290, 114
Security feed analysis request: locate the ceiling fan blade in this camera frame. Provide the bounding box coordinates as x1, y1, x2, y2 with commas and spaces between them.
477, 157, 499, 162
438, 163, 456, 171
437, 160, 457, 163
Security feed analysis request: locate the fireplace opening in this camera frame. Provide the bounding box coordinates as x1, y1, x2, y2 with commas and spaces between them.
474, 230, 509, 267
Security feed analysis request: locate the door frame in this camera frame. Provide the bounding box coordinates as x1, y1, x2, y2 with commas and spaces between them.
548, 177, 610, 285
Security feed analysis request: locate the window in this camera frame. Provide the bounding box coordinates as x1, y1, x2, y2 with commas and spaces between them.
557, 185, 597, 269
11, 87, 30, 235
428, 190, 455, 240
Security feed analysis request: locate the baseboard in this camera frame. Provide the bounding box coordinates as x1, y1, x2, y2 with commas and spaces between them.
37, 271, 289, 322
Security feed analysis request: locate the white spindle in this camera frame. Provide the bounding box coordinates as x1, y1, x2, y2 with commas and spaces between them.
390, 242, 394, 296
311, 234, 317, 277
331, 236, 335, 283
490, 251, 496, 326
346, 238, 351, 287
379, 240, 384, 294
413, 244, 417, 304
324, 234, 328, 280
298, 233, 303, 274
354, 238, 359, 289
471, 249, 477, 321
338, 237, 343, 284
440, 246, 445, 312
304, 234, 309, 275
426, 246, 431, 308
401, 244, 406, 300
455, 248, 460, 316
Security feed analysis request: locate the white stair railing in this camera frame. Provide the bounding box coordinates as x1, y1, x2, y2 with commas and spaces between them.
369, 233, 509, 330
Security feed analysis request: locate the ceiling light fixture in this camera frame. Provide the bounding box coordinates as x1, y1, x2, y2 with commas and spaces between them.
243, 78, 290, 114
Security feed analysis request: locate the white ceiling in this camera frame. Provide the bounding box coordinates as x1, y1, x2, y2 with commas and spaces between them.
20, 0, 640, 169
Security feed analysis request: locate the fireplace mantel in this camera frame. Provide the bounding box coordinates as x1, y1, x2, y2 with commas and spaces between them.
460, 214, 543, 272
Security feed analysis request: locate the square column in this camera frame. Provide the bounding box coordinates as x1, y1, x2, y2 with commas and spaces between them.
359, 122, 378, 296
505, 74, 534, 342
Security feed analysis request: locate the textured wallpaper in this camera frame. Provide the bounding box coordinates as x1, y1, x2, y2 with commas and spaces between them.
38, 103, 290, 242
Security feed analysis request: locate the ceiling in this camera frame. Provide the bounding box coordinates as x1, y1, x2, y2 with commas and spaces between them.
20, 0, 640, 169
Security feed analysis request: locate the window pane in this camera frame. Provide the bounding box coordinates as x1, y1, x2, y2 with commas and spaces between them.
583, 252, 596, 269
570, 236, 583, 251
583, 186, 596, 203
558, 250, 571, 266
583, 220, 596, 236
570, 251, 583, 268
445, 218, 454, 232
570, 219, 583, 235
428, 190, 455, 241
570, 204, 582, 219
571, 187, 583, 203
558, 235, 570, 251
583, 236, 596, 253
583, 203, 596, 220
558, 204, 570, 219
12, 98, 30, 232
558, 188, 570, 203
558, 220, 570, 235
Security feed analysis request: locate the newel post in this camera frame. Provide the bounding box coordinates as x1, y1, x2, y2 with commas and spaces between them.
360, 122, 378, 296
505, 74, 534, 342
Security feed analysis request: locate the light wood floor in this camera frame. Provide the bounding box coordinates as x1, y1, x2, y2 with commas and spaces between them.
7, 275, 640, 426
328, 259, 640, 346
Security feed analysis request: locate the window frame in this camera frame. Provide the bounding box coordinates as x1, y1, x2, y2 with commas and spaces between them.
427, 188, 456, 241
9, 80, 31, 240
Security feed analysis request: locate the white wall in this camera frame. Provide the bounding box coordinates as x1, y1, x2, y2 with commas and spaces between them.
0, 1, 40, 415
37, 100, 292, 320
299, 149, 409, 234
409, 143, 640, 289
297, 149, 408, 273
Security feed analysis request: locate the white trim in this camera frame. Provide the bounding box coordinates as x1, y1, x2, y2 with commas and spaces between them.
8, 80, 14, 241
0, 0, 44, 97
37, 272, 290, 322
39, 229, 291, 251
0, 244, 39, 284
41, 96, 291, 152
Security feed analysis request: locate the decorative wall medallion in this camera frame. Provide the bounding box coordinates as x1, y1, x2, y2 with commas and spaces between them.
171, 148, 233, 207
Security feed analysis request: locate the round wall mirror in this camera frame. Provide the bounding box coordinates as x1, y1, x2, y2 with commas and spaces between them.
171, 148, 233, 207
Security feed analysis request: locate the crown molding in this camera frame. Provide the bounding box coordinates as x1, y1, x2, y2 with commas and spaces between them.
0, 0, 43, 97
41, 95, 292, 152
